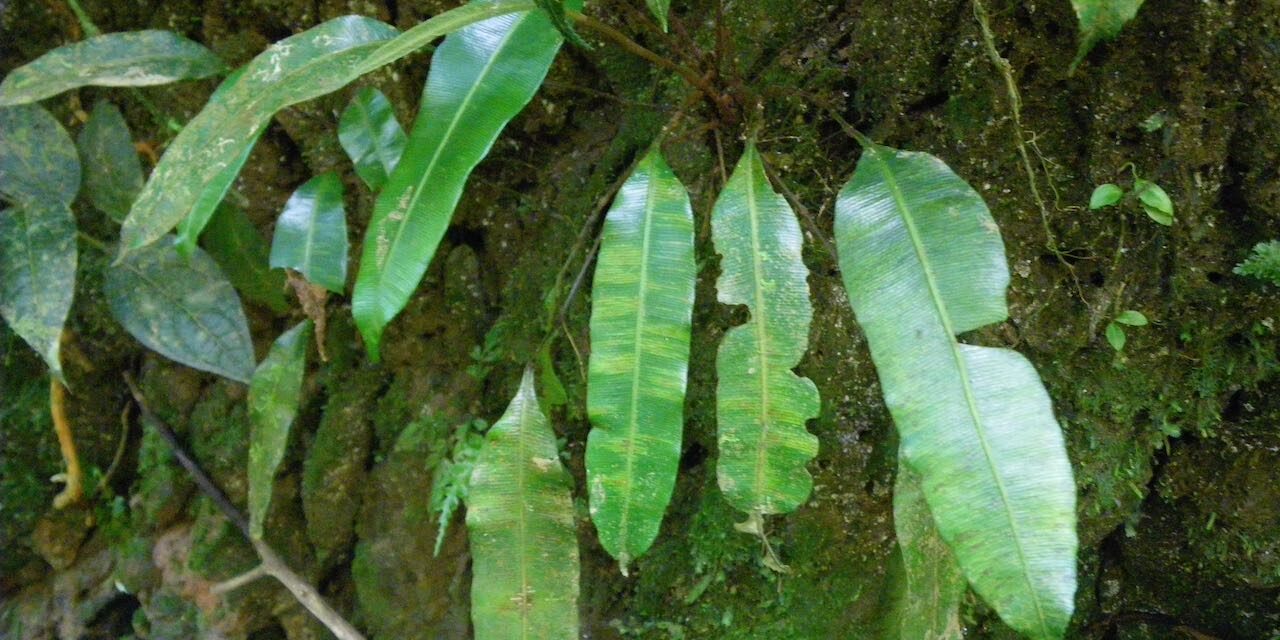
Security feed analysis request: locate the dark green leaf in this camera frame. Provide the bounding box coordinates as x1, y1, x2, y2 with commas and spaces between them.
1114, 310, 1148, 327
338, 87, 406, 192
106, 237, 255, 383
352, 7, 569, 359
646, 0, 671, 31
1069, 0, 1145, 74
1105, 322, 1126, 351
710, 145, 819, 516
1088, 183, 1123, 210
467, 368, 578, 640
889, 463, 965, 640
0, 104, 80, 207
0, 30, 226, 107
586, 150, 695, 572
0, 202, 77, 379
77, 102, 144, 222
269, 173, 349, 294
835, 143, 1077, 639
202, 204, 289, 313
247, 319, 311, 539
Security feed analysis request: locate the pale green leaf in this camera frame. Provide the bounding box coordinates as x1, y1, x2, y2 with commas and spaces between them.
467, 368, 578, 640
835, 143, 1077, 639
202, 204, 289, 313
338, 87, 406, 192
646, 0, 671, 31
269, 172, 349, 293
0, 202, 77, 379
1105, 322, 1126, 351
889, 462, 965, 640
248, 319, 312, 539
106, 237, 255, 383
1069, 0, 1145, 73
352, 6, 570, 359
1133, 179, 1172, 215
586, 150, 695, 572
710, 144, 818, 516
77, 102, 144, 222
0, 104, 80, 207
0, 30, 226, 107
1113, 310, 1147, 327
1088, 183, 1122, 210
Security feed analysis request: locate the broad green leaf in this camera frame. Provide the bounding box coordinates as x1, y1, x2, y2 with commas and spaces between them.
352, 5, 572, 359
338, 87, 406, 192
835, 143, 1077, 639
247, 319, 311, 539
585, 150, 695, 572
1105, 322, 1126, 351
106, 237, 255, 383
1087, 183, 1122, 210
646, 0, 671, 31
119, 1, 541, 258
1069, 0, 1145, 73
269, 172, 349, 293
1114, 310, 1147, 326
77, 102, 144, 222
203, 204, 289, 312
467, 368, 578, 640
710, 145, 818, 516
1134, 179, 1173, 225
0, 202, 76, 379
0, 104, 80, 207
0, 30, 226, 107
889, 463, 965, 640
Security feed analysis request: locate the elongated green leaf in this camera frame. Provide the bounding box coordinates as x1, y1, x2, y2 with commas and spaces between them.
203, 204, 289, 312
889, 463, 965, 640
106, 237, 255, 383
585, 150, 695, 572
0, 104, 80, 207
0, 202, 76, 379
835, 143, 1077, 639
646, 0, 671, 31
352, 5, 571, 359
269, 172, 349, 293
710, 145, 818, 516
118, 1, 540, 258
1069, 0, 1145, 73
77, 102, 144, 222
0, 30, 226, 107
248, 319, 311, 539
467, 368, 578, 640
338, 87, 406, 192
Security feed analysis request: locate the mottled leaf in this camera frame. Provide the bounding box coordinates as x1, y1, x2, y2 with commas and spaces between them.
106, 237, 255, 383
0, 30, 226, 106
835, 143, 1077, 638
1069, 0, 1145, 73
710, 145, 818, 516
0, 202, 77, 379
77, 101, 144, 222
586, 151, 695, 572
203, 204, 289, 312
248, 320, 311, 539
352, 5, 571, 359
467, 368, 578, 640
889, 462, 965, 640
338, 87, 406, 192
0, 104, 80, 207
646, 0, 671, 31
269, 172, 349, 293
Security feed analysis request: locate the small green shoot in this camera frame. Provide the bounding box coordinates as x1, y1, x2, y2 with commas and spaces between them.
1106, 310, 1148, 351
429, 417, 489, 555
1234, 240, 1280, 286
1089, 165, 1174, 225
1139, 112, 1166, 132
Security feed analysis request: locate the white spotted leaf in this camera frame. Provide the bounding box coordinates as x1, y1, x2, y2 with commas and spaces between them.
248, 319, 311, 539
0, 202, 77, 380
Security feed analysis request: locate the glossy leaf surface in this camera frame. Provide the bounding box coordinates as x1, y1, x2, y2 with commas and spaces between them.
710, 145, 818, 516
467, 368, 578, 640
835, 144, 1077, 639
1070, 0, 1145, 73
0, 202, 76, 379
269, 172, 349, 293
106, 238, 255, 383
352, 6, 569, 358
248, 320, 311, 539
338, 87, 406, 191
203, 204, 289, 312
0, 30, 225, 106
890, 463, 965, 640
0, 104, 80, 207
77, 102, 144, 222
586, 151, 695, 572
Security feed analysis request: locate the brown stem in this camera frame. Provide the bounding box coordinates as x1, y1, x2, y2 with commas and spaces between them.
50, 378, 84, 509
568, 11, 720, 101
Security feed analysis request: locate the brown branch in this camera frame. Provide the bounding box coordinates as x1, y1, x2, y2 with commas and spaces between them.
568, 11, 720, 102
51, 378, 84, 509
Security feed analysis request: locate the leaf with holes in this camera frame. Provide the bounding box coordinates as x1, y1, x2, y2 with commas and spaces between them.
835, 143, 1077, 639
77, 102, 144, 222
203, 204, 289, 313
586, 150, 695, 573
888, 462, 965, 640
269, 172, 348, 293
0, 202, 76, 379
0, 103, 80, 207
248, 319, 311, 539
338, 87, 406, 192
467, 368, 578, 640
106, 237, 255, 383
710, 144, 818, 517
1069, 0, 1145, 73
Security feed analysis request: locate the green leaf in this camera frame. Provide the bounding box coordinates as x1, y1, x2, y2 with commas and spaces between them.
338, 87, 407, 192
889, 463, 965, 640
585, 150, 695, 572
247, 319, 311, 539
1088, 183, 1123, 210
1234, 240, 1280, 286
352, 6, 569, 359
202, 204, 289, 313
1105, 321, 1126, 351
0, 104, 80, 207
1134, 179, 1173, 225
467, 368, 578, 640
835, 143, 1077, 639
1069, 0, 1145, 74
0, 30, 226, 107
0, 202, 77, 379
538, 341, 568, 408
1114, 310, 1148, 326
710, 144, 819, 516
269, 172, 349, 293
106, 237, 255, 383
646, 0, 671, 31
77, 102, 144, 222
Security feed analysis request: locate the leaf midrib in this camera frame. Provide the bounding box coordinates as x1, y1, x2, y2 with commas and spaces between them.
744, 157, 774, 511
515, 389, 532, 640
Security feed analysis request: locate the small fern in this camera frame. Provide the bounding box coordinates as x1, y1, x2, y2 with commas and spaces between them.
1234, 241, 1280, 286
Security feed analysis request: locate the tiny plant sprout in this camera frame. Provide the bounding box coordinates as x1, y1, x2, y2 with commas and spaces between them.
1140, 112, 1166, 132
1090, 183, 1124, 209
1106, 310, 1149, 351
1134, 179, 1174, 226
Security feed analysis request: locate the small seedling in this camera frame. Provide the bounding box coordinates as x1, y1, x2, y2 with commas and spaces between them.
1088, 164, 1174, 226
1106, 309, 1149, 351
